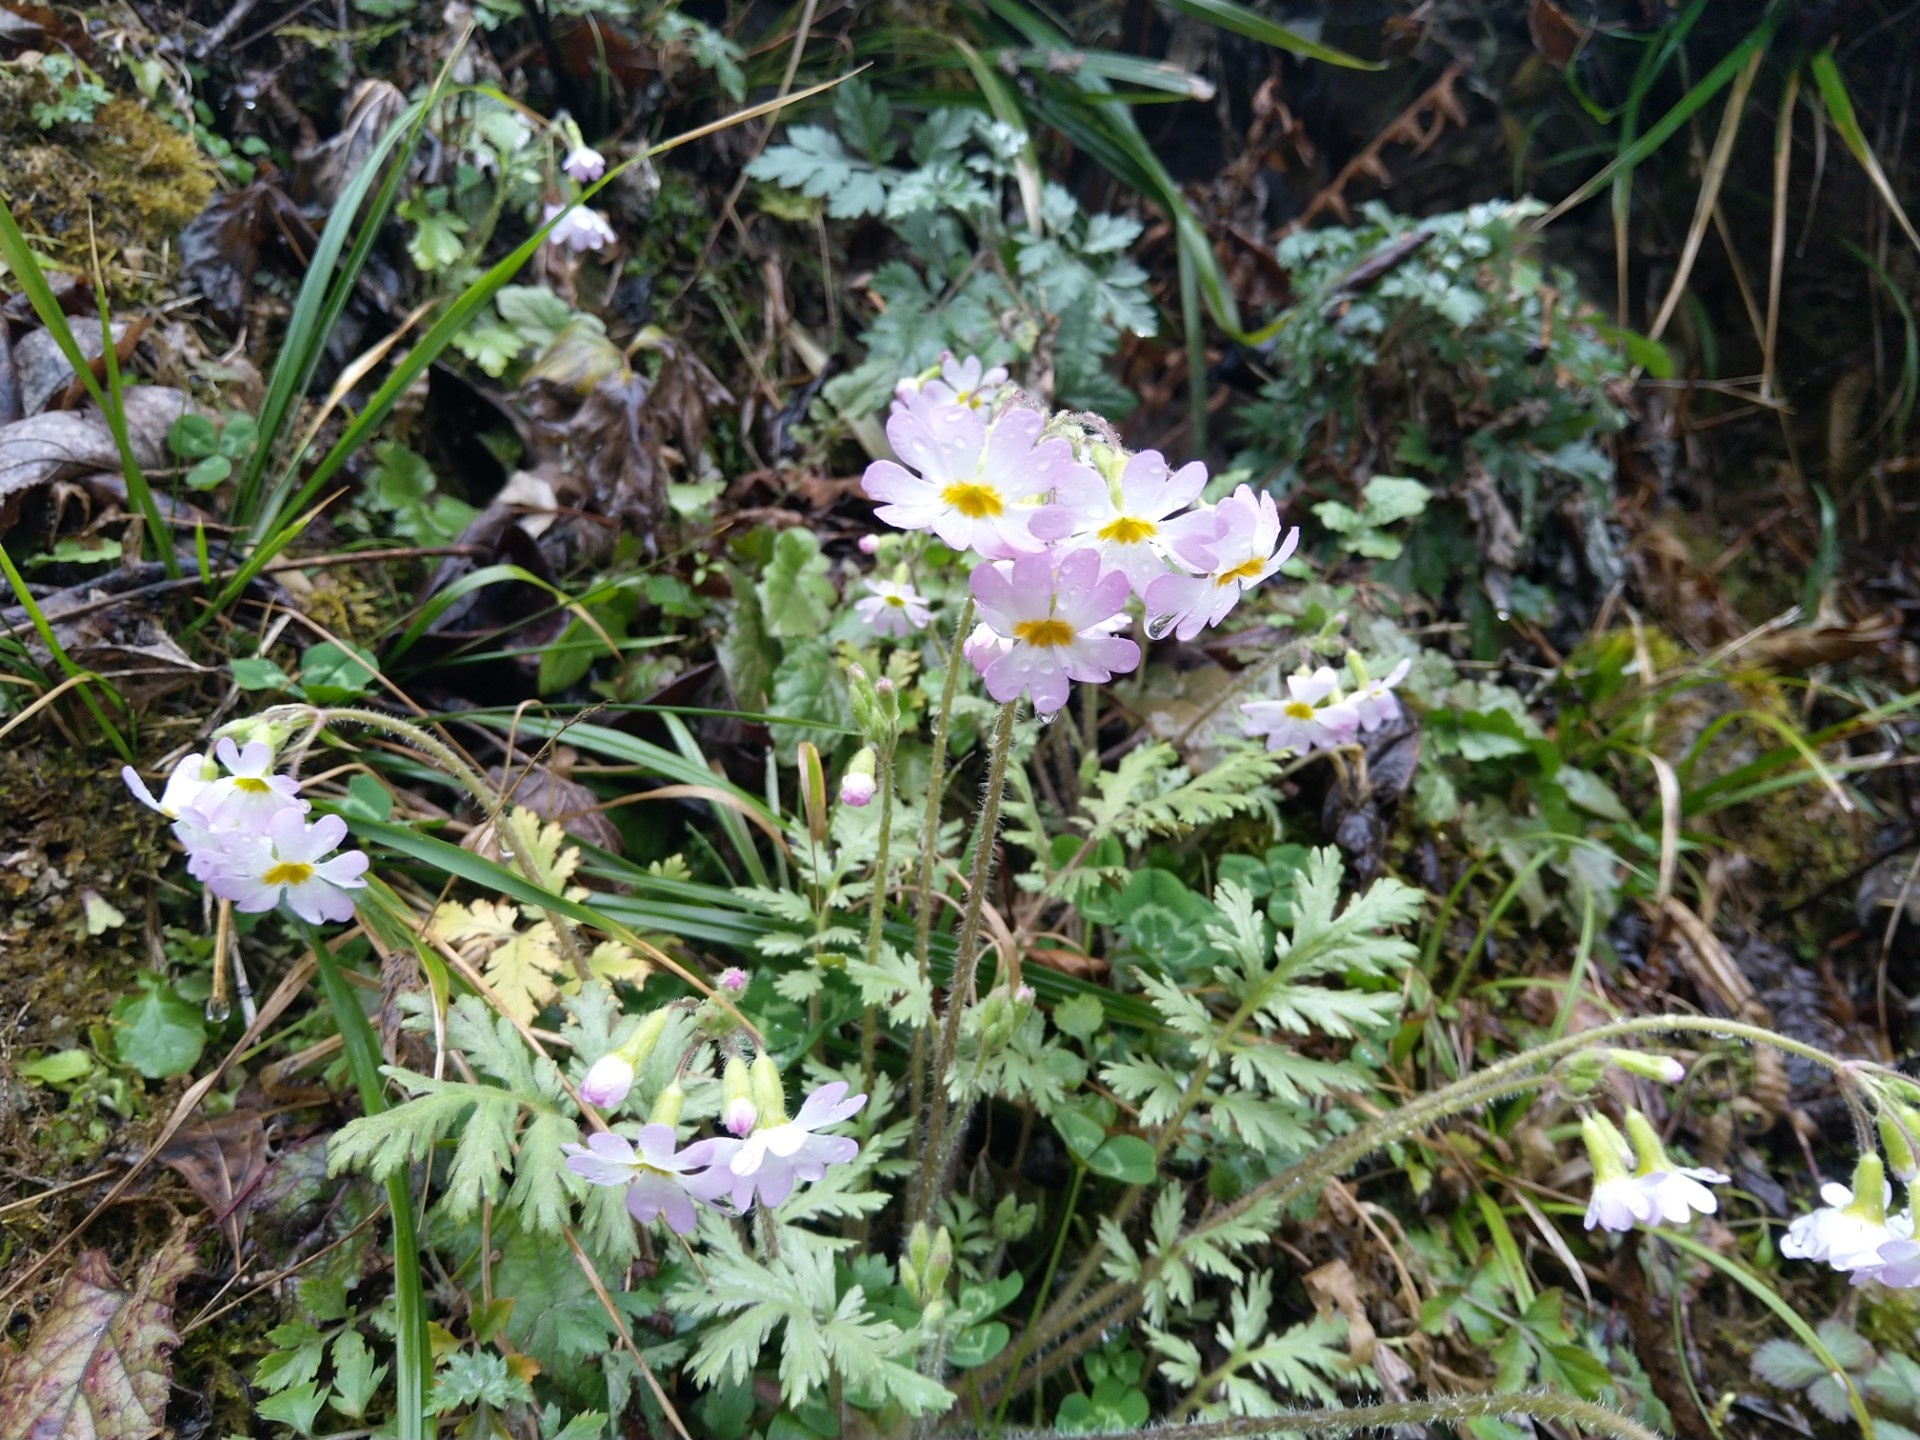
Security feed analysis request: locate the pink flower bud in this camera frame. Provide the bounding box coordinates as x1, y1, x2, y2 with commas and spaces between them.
840, 772, 876, 807
858, 534, 880, 554
1014, 984, 1035, 1004
724, 1096, 758, 1136
719, 966, 749, 994
721, 1055, 757, 1136
579, 1054, 635, 1109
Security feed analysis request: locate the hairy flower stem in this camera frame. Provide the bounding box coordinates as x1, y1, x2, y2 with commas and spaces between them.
304, 705, 589, 976
999, 1391, 1665, 1440
860, 735, 897, 1101
992, 1160, 1084, 1431
982, 1013, 1862, 1403
913, 700, 1018, 1226
907, 598, 976, 1152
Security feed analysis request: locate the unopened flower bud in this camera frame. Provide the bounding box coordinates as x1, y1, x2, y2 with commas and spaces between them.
841, 747, 878, 807
749, 1051, 789, 1127
718, 966, 749, 994
858, 534, 880, 554
648, 1078, 685, 1129
926, 1225, 953, 1296
721, 1055, 756, 1137
563, 143, 606, 184
797, 742, 828, 842
579, 1053, 635, 1109
1880, 1107, 1920, 1183
1014, 983, 1035, 1005
615, 1006, 673, 1071
1610, 1049, 1686, 1084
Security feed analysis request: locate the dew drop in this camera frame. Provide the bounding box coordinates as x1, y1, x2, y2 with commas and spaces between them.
204, 997, 232, 1024
1035, 711, 1058, 726
1495, 609, 1512, 623
1144, 612, 1177, 641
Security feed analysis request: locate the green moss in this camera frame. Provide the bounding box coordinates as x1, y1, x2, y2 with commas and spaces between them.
0, 70, 214, 266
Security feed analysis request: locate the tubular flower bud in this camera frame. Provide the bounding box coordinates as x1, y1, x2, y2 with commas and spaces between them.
1610, 1049, 1687, 1084
1880, 1106, 1920, 1184
616, 1006, 674, 1071
718, 966, 749, 994
1581, 1112, 1648, 1233
647, 1078, 686, 1130
721, 1055, 757, 1137
750, 1051, 789, 1127
1623, 1107, 1726, 1224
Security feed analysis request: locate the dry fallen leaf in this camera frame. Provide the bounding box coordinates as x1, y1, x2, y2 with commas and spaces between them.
158, 1109, 269, 1260
0, 1236, 195, 1440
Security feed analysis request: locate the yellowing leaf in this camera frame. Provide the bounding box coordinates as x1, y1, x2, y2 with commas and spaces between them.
506, 805, 580, 891
430, 896, 523, 949
0, 1239, 195, 1440
482, 923, 568, 1023
580, 941, 651, 989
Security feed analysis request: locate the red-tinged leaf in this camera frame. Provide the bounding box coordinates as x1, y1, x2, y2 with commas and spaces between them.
0, 1238, 195, 1440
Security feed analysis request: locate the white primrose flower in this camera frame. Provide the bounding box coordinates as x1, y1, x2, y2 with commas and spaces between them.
854, 578, 932, 637
578, 1053, 636, 1110
1582, 1112, 1652, 1233
1240, 667, 1363, 757
543, 202, 617, 253
1033, 448, 1226, 597
196, 736, 307, 835
1781, 1160, 1915, 1274
1623, 1107, 1727, 1225
1857, 1235, 1920, 1289
861, 401, 1072, 559
894, 352, 1009, 415
562, 144, 606, 184
122, 751, 218, 820
202, 809, 369, 925
1141, 484, 1300, 642
562, 1125, 720, 1235
684, 1080, 867, 1211
1349, 657, 1413, 732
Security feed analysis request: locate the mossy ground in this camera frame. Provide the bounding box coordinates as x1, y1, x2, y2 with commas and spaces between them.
0, 67, 213, 268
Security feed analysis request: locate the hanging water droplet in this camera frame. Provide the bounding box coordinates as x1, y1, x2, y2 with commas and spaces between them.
1144, 612, 1177, 641
204, 996, 232, 1024
1495, 609, 1512, 623
1035, 711, 1058, 726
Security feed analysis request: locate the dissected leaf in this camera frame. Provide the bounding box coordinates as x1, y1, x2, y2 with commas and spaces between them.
0, 1240, 195, 1440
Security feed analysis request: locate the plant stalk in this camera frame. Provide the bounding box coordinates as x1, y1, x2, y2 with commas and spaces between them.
913, 699, 1017, 1225
1001, 1391, 1666, 1440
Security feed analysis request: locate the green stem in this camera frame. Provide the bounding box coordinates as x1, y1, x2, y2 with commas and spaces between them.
993, 1160, 1084, 1432
306, 923, 429, 1440
861, 736, 896, 1100
914, 700, 1018, 1224
906, 599, 974, 1194
1001, 1391, 1666, 1440
0, 539, 131, 761
982, 1013, 1859, 1402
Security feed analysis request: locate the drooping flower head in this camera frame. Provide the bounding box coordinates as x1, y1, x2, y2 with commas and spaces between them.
562, 144, 607, 184
1623, 1107, 1727, 1225
1582, 1112, 1652, 1233
1781, 1155, 1915, 1274
863, 403, 1070, 559
683, 1080, 868, 1212
202, 809, 370, 925
562, 1125, 719, 1235
543, 202, 617, 253
855, 578, 932, 637
966, 548, 1139, 716
1142, 484, 1300, 642
1860, 1237, 1920, 1288
1033, 448, 1227, 598
1240, 667, 1362, 757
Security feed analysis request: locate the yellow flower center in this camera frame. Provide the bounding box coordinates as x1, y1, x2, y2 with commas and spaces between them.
884, 594, 906, 607
1283, 701, 1315, 720
939, 482, 1004, 519
1097, 516, 1156, 545
232, 777, 272, 794
1214, 556, 1267, 586
1012, 618, 1075, 648
262, 861, 315, 887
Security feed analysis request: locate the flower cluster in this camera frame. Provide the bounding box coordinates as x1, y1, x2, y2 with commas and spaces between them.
858, 353, 1302, 716
1575, 1064, 1920, 1293
543, 117, 615, 254
124, 737, 369, 925
563, 998, 866, 1234
1241, 656, 1411, 758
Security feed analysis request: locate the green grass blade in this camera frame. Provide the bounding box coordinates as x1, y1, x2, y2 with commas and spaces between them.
0, 205, 176, 577
1159, 0, 1383, 69
302, 922, 430, 1440
1811, 48, 1920, 258
1534, 3, 1781, 231
0, 539, 131, 760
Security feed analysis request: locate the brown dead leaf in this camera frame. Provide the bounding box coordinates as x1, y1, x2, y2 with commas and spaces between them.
157, 1109, 269, 1258
1303, 1258, 1378, 1367
0, 387, 193, 533
1025, 947, 1109, 981
1527, 0, 1586, 69
0, 1236, 195, 1440
13, 319, 148, 416
488, 750, 623, 854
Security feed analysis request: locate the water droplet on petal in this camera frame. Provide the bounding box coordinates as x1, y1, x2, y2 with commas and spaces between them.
1035, 711, 1058, 726
1495, 610, 1512, 622
204, 997, 232, 1024
1144, 612, 1177, 641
